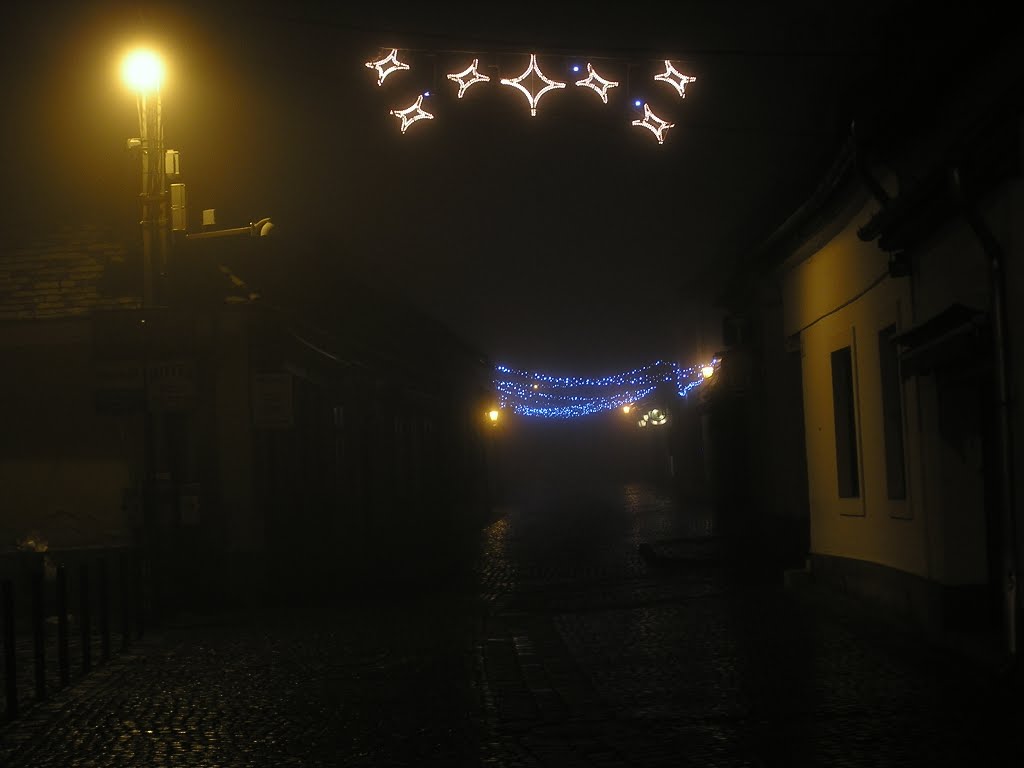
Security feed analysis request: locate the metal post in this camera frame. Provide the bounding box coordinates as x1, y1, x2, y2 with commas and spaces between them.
79, 563, 91, 675
99, 558, 110, 663
135, 554, 145, 640
32, 572, 45, 701
2, 581, 16, 720
120, 551, 130, 650
56, 565, 69, 689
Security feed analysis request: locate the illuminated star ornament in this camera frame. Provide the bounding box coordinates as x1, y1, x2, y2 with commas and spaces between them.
574, 63, 619, 103
365, 48, 409, 86
632, 103, 675, 144
500, 53, 566, 116
390, 94, 433, 133
447, 58, 490, 98
654, 60, 697, 98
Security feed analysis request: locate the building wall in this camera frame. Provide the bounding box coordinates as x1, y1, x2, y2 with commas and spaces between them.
781, 178, 1021, 599
781, 203, 932, 580
0, 320, 138, 550
1006, 176, 1024, 602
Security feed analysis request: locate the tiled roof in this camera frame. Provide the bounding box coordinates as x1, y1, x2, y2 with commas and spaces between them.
0, 224, 261, 319
0, 225, 141, 319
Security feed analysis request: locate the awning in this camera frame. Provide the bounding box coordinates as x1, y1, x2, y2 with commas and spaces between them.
893, 303, 989, 378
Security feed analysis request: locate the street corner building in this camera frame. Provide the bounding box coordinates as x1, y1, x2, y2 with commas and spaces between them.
0, 223, 498, 615
701, 24, 1024, 656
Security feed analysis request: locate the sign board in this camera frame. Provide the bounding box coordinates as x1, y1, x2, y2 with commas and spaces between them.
93, 360, 145, 412
252, 373, 293, 428
147, 359, 197, 411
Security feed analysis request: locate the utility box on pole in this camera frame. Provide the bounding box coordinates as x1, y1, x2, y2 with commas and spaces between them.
165, 149, 180, 177
170, 183, 187, 232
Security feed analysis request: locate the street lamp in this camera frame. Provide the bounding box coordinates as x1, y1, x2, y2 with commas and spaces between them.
123, 49, 167, 308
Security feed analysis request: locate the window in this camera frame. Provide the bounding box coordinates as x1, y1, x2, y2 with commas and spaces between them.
878, 325, 907, 499
831, 346, 859, 498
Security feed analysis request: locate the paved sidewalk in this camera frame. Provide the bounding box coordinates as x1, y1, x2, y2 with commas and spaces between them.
2, 482, 1021, 766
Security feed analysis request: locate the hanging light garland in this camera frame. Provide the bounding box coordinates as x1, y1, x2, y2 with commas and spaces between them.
363, 45, 699, 145
493, 358, 716, 419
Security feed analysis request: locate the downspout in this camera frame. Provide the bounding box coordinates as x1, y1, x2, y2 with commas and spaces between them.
950, 166, 1019, 665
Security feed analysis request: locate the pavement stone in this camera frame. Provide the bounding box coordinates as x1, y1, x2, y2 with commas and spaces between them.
2, 480, 1022, 766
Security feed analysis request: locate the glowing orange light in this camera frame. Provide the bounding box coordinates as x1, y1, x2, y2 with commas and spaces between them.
622, 405, 632, 414
488, 409, 500, 422
701, 364, 715, 379
122, 50, 163, 92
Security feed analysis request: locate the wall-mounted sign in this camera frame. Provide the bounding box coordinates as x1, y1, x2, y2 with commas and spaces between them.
147, 359, 197, 411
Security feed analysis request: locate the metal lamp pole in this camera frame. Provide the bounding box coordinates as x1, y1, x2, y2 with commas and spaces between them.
124, 51, 168, 308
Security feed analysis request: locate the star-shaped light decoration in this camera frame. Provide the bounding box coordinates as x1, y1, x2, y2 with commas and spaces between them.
654, 60, 696, 98
390, 94, 433, 134
365, 48, 409, 86
631, 103, 675, 144
574, 63, 618, 103
500, 53, 565, 116
447, 58, 490, 99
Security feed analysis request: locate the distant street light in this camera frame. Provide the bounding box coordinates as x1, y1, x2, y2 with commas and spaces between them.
701, 364, 715, 379
487, 409, 500, 425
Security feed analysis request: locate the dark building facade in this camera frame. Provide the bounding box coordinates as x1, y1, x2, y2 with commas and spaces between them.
1, 224, 496, 613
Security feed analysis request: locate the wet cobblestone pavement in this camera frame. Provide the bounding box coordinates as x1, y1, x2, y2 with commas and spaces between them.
3, 481, 1023, 766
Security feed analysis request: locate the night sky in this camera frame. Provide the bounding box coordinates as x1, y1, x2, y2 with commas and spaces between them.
0, 1, 972, 376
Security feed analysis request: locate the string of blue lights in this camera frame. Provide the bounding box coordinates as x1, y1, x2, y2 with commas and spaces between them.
493, 358, 717, 419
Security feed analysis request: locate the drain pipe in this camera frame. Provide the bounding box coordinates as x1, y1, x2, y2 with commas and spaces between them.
950, 167, 1019, 665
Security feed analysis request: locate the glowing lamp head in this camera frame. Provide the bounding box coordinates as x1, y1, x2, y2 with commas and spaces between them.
701, 364, 715, 379
488, 409, 500, 423
622, 405, 632, 414
122, 50, 164, 92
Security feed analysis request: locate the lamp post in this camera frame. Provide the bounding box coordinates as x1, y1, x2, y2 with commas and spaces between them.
122, 50, 167, 308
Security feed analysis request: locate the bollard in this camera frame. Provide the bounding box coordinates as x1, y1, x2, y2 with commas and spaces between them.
98, 558, 110, 663
79, 563, 91, 675
56, 565, 69, 689
3, 580, 16, 720
32, 572, 45, 701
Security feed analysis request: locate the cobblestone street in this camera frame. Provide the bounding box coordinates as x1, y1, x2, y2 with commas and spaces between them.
2, 481, 1022, 766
